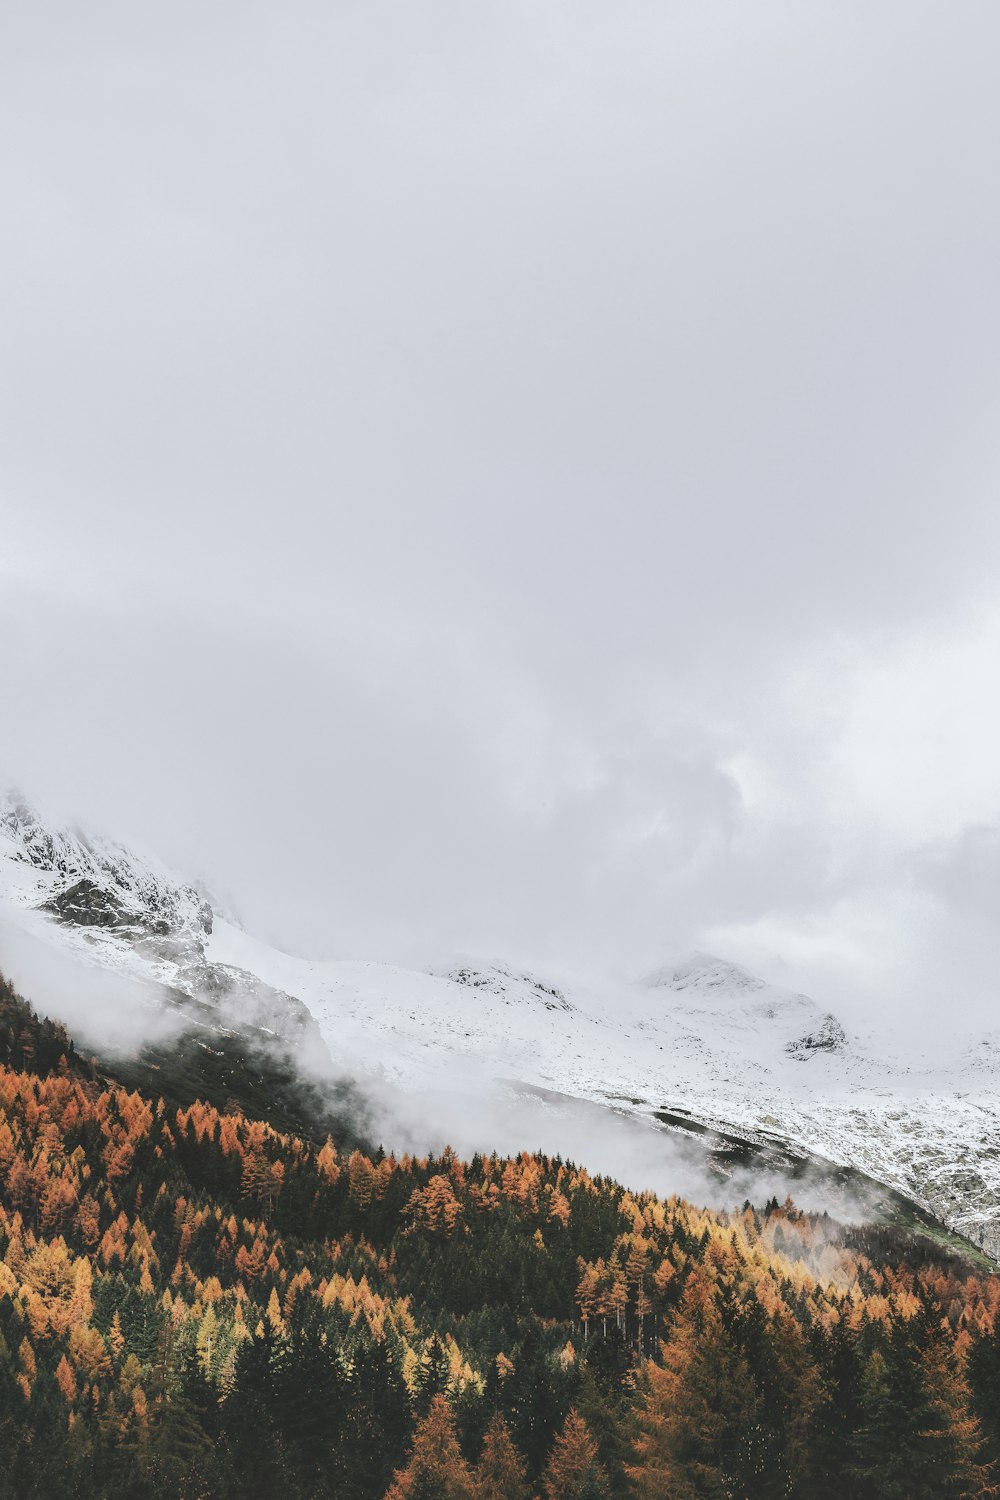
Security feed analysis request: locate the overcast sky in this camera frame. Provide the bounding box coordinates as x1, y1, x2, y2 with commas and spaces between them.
2, 2, 999, 1037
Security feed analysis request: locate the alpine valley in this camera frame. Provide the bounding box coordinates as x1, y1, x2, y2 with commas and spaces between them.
0, 789, 995, 1264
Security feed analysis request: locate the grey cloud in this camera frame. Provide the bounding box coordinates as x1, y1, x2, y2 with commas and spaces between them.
2, 2, 1000, 1034
909, 825, 1000, 924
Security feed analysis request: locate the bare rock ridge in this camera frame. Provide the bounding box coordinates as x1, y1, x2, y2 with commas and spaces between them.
1, 792, 213, 939
785, 1014, 849, 1058
446, 963, 571, 1012
0, 789, 322, 1054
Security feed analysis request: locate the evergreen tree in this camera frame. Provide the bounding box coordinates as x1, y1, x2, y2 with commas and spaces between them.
968, 1320, 1000, 1472
802, 1320, 866, 1499
504, 1322, 572, 1478
343, 1339, 412, 1498
413, 1333, 451, 1416
851, 1312, 993, 1500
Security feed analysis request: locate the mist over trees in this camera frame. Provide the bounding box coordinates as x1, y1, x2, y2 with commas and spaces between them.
0, 972, 997, 1498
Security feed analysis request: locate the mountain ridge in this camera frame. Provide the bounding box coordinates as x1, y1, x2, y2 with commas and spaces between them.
0, 789, 998, 1259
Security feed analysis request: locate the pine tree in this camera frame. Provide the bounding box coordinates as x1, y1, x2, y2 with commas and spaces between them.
851, 1312, 994, 1500
968, 1319, 1000, 1472
413, 1332, 451, 1416
575, 1345, 637, 1495
916, 1331, 993, 1499
803, 1320, 866, 1499
343, 1338, 411, 1497
541, 1410, 610, 1500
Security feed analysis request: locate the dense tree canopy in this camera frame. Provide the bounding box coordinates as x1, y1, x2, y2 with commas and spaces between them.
0, 970, 998, 1498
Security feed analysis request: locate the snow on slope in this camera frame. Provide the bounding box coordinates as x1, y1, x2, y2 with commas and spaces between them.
0, 790, 998, 1255
0, 792, 212, 940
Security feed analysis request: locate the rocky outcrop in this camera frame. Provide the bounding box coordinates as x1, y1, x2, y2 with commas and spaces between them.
786, 1013, 849, 1058
1, 790, 213, 939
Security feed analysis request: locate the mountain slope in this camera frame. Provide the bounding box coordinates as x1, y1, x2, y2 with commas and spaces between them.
1, 969, 997, 1500
0, 789, 998, 1258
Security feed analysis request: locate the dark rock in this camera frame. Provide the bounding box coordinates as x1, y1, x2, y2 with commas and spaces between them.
786, 1013, 848, 1059
43, 879, 130, 929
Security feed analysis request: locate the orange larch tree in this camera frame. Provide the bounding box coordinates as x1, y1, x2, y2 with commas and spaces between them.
384, 1393, 475, 1500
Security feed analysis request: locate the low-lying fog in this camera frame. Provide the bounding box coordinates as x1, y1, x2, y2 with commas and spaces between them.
0, 918, 879, 1226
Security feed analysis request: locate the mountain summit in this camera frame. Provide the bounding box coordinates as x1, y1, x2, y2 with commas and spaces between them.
642, 951, 767, 996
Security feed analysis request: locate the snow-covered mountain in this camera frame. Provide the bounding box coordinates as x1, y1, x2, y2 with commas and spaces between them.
1, 789, 998, 1257
0, 792, 320, 1051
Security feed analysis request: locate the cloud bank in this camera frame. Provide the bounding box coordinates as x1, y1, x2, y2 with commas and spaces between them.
2, 2, 999, 1039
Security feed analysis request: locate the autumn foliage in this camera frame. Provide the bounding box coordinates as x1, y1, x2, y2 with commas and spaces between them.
0, 970, 998, 1498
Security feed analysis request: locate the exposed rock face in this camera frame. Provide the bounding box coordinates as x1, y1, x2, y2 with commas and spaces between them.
973, 1223, 1000, 1260
1, 791, 213, 940
43, 878, 132, 929
176, 960, 325, 1050
447, 964, 570, 1012
786, 1014, 849, 1059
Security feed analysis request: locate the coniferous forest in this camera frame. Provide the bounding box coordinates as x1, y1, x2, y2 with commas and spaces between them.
1, 970, 999, 1499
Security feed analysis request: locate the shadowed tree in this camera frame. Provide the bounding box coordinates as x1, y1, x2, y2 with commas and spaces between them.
850, 1313, 994, 1500
475, 1413, 532, 1500
541, 1409, 610, 1500
385, 1393, 475, 1500
627, 1270, 763, 1499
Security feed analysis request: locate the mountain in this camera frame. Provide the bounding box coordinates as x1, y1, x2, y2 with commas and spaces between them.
1, 789, 998, 1259
1, 969, 996, 1500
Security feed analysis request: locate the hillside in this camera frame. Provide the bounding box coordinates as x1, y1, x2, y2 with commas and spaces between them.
1, 790, 998, 1259
1, 971, 1000, 1497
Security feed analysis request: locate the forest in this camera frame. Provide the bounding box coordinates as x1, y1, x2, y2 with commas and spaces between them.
0, 969, 998, 1498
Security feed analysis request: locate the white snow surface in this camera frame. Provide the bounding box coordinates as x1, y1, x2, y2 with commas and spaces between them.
0, 790, 998, 1255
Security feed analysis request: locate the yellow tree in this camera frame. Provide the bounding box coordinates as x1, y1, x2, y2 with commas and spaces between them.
627, 1270, 762, 1500
474, 1414, 531, 1500
541, 1410, 609, 1499
69, 1323, 112, 1383
54, 1353, 77, 1404
385, 1393, 475, 1500
407, 1175, 463, 1234
348, 1150, 376, 1210
576, 1262, 600, 1342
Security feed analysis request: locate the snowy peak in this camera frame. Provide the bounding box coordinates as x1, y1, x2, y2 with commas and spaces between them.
639, 950, 849, 1062
0, 789, 213, 940
641, 951, 768, 998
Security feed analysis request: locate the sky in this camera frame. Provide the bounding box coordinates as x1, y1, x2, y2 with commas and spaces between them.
2, 2, 999, 1039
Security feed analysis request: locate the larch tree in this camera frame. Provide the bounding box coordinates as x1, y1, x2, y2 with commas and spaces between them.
474, 1413, 531, 1500
540, 1409, 610, 1500
627, 1270, 763, 1500
385, 1393, 475, 1500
